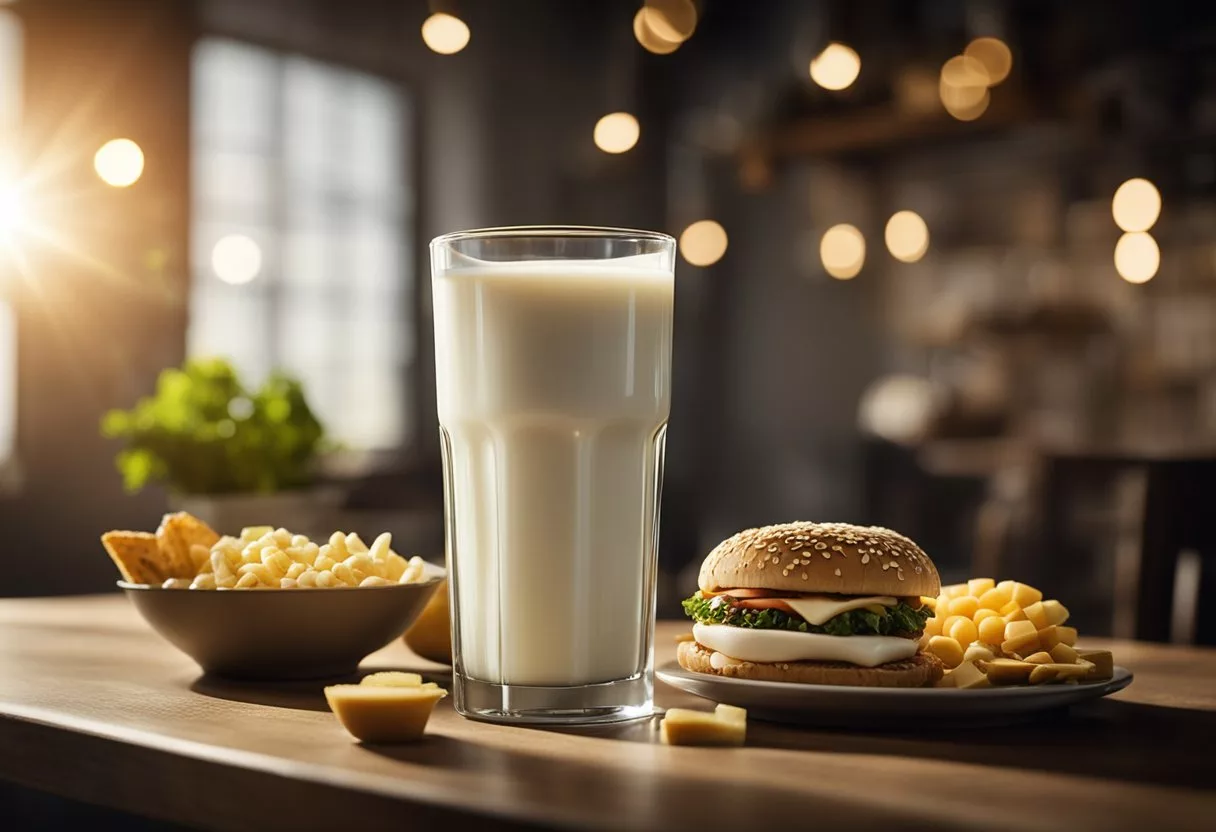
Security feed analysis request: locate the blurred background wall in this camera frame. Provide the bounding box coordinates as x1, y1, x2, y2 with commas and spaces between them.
2, 0, 1215, 643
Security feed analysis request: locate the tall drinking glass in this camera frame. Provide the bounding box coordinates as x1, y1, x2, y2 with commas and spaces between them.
430, 226, 675, 724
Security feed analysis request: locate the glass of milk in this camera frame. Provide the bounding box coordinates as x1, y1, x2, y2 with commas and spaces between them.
430, 226, 675, 724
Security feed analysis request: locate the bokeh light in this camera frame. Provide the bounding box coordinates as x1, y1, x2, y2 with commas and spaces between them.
421, 13, 470, 55
211, 234, 263, 285
679, 220, 728, 266
1112, 178, 1162, 232
884, 210, 930, 263
964, 37, 1013, 85
942, 87, 990, 121
1114, 232, 1159, 284
93, 138, 144, 187
820, 224, 866, 279
593, 112, 640, 154
810, 43, 861, 91
940, 55, 991, 110
633, 8, 681, 55
643, 0, 697, 44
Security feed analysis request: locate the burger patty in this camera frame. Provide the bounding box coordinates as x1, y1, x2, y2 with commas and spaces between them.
682, 593, 931, 638
677, 640, 944, 687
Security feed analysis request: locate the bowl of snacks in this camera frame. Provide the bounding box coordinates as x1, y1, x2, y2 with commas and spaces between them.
102, 512, 445, 680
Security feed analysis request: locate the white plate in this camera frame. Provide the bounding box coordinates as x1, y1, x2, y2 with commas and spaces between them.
656, 661, 1133, 728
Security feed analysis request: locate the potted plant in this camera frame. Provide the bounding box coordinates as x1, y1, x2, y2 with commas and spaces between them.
101, 357, 338, 535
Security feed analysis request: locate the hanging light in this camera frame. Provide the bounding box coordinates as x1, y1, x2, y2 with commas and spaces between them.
1112, 178, 1162, 232
594, 112, 640, 154
421, 13, 470, 55
679, 220, 728, 266
821, 224, 865, 279
810, 43, 861, 91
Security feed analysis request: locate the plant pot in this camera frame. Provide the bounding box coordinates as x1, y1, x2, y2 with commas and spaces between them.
169, 488, 344, 540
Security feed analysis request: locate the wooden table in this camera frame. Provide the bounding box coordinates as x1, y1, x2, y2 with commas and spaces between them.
1, 596, 1215, 830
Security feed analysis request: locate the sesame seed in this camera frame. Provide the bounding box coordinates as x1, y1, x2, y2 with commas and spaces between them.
815, 542, 827, 550
861, 554, 870, 564
882, 563, 890, 570
834, 568, 842, 577
897, 571, 905, 581
771, 556, 779, 564
801, 573, 808, 580
821, 552, 831, 559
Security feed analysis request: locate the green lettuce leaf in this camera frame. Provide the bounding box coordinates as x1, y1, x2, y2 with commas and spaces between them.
681, 593, 930, 637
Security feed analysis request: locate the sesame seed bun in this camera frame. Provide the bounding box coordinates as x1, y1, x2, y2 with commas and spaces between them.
697, 522, 941, 598
677, 640, 944, 687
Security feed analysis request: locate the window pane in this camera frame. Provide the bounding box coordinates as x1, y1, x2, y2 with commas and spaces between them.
187, 291, 273, 384
192, 39, 277, 151
193, 151, 273, 216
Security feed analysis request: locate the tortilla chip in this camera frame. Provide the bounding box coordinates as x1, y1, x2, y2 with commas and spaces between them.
101, 531, 168, 584
156, 512, 220, 579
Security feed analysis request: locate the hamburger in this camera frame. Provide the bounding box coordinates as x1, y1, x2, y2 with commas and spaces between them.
678, 522, 943, 687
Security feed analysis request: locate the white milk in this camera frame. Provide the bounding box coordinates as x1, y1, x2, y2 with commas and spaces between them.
433, 260, 673, 686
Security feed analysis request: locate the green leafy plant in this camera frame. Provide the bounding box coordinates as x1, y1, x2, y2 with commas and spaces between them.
101, 357, 326, 495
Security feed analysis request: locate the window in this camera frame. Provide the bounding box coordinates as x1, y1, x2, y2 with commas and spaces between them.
0, 9, 22, 470
189, 39, 413, 451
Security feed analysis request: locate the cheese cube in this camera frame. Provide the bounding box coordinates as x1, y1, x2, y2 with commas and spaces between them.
660, 705, 747, 746
1040, 599, 1069, 627
1076, 650, 1114, 681
1011, 582, 1043, 607
943, 583, 968, 599
947, 616, 979, 647
978, 586, 1012, 610
1057, 626, 1078, 646
1000, 601, 1027, 622
967, 578, 996, 596
1049, 643, 1079, 664
977, 615, 1006, 645
948, 595, 980, 619
324, 684, 447, 743
1024, 601, 1049, 630
1004, 619, 1038, 641
950, 660, 992, 689
926, 635, 965, 668
1024, 651, 1054, 664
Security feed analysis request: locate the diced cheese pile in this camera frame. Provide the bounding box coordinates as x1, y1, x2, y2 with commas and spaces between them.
921, 579, 1113, 687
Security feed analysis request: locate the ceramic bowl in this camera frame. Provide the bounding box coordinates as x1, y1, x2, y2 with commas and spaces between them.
119, 566, 444, 680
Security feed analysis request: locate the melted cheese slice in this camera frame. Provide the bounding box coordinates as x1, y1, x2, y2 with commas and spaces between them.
781, 595, 898, 626
692, 623, 918, 668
